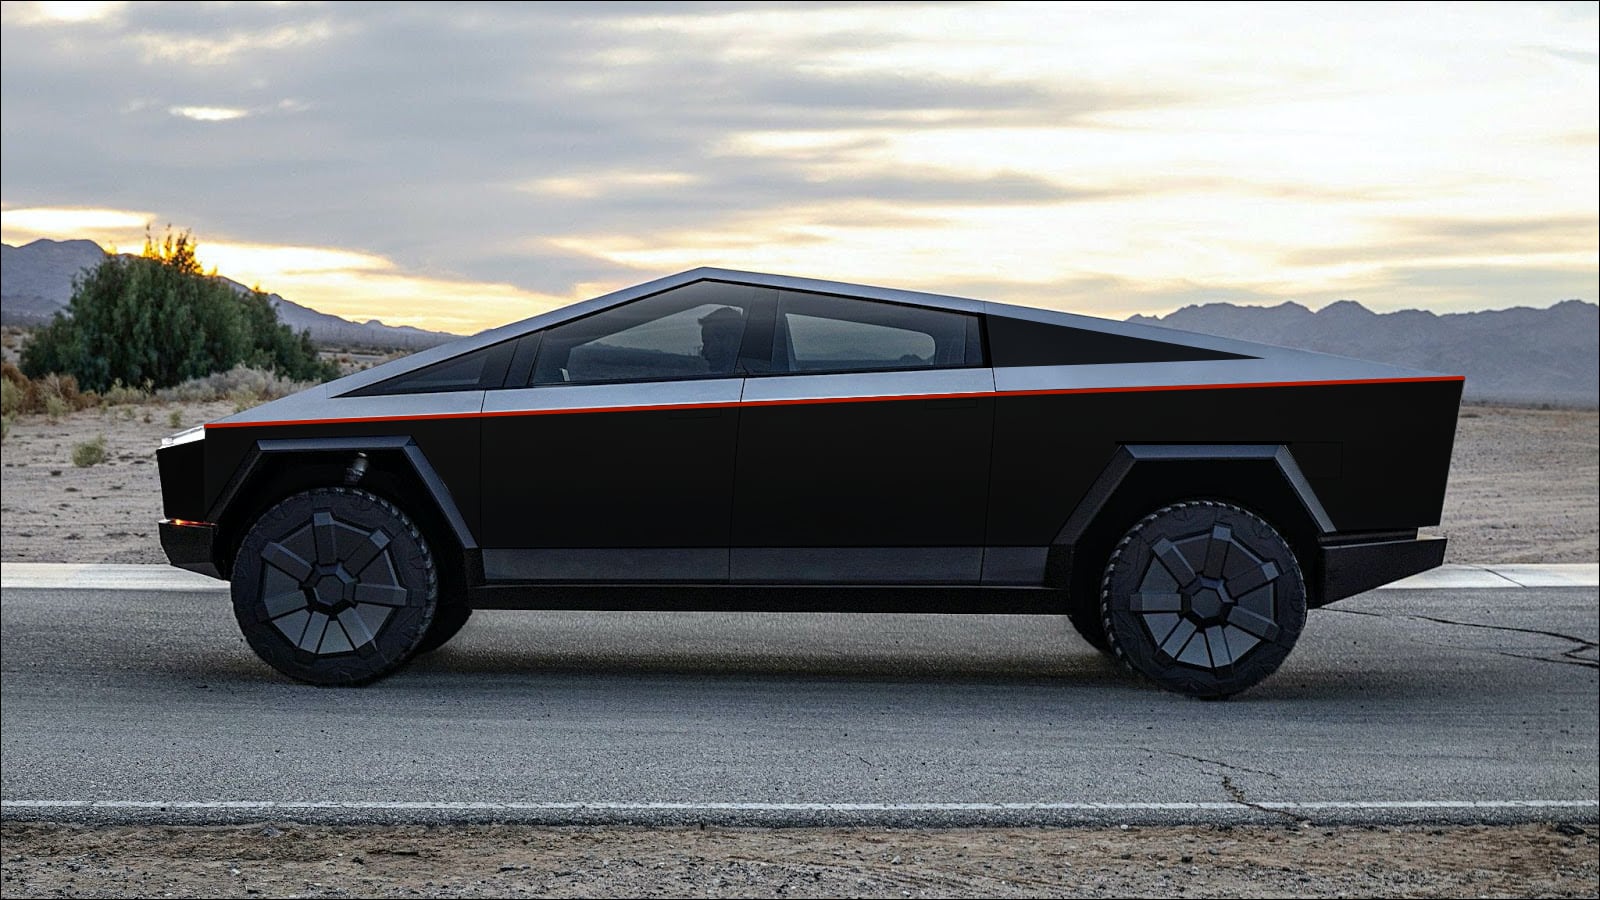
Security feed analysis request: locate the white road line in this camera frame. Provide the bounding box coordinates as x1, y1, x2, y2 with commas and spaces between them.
4, 799, 1596, 813
1, 563, 227, 592
3, 562, 1597, 592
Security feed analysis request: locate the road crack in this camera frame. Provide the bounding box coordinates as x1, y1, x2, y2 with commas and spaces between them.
1147, 749, 1283, 780
1220, 775, 1307, 825
1145, 749, 1305, 824
1327, 608, 1599, 669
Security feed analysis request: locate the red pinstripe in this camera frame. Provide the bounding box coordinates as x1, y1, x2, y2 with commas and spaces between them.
204, 375, 1464, 431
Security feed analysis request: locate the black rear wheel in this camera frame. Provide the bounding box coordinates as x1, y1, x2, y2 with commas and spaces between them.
231, 487, 437, 685
1101, 501, 1306, 698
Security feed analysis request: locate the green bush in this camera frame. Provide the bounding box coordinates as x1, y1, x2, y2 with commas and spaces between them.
168, 409, 182, 428
20, 230, 338, 392
72, 435, 107, 467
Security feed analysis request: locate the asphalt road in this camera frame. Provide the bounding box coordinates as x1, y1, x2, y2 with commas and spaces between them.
1, 580, 1595, 826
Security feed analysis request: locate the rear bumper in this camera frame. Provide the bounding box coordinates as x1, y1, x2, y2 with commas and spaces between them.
1317, 534, 1447, 606
158, 520, 224, 580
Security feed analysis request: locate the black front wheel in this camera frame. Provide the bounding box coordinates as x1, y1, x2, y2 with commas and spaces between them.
231, 487, 438, 685
1101, 501, 1307, 698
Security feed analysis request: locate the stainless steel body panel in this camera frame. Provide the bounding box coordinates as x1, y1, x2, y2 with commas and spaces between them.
484, 378, 744, 414
740, 367, 994, 403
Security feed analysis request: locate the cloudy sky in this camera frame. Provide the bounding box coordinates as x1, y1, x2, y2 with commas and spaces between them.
2, 1, 1595, 333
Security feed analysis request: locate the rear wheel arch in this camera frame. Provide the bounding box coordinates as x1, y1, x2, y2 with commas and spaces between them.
1051, 445, 1333, 610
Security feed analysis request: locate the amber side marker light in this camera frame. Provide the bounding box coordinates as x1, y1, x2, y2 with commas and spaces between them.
167, 519, 214, 527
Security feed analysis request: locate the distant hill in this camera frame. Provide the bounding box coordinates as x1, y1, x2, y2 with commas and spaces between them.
0, 239, 106, 323
1, 238, 457, 350
1129, 299, 1599, 408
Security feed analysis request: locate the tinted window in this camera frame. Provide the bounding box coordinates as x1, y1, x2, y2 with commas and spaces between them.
985, 316, 1252, 367
532, 282, 759, 385
777, 291, 981, 373
345, 341, 514, 396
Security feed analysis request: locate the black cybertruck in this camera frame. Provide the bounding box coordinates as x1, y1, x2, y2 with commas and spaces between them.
158, 269, 1463, 696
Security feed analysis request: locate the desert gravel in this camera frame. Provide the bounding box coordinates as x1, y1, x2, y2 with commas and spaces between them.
1, 821, 1596, 899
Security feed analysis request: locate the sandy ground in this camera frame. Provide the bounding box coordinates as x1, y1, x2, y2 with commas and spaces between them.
2, 402, 1596, 899
1, 401, 1594, 565
1, 822, 1595, 899
0, 400, 235, 564
1438, 405, 1600, 563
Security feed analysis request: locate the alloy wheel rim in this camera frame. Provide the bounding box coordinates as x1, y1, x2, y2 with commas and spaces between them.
256, 509, 410, 655
1130, 521, 1283, 670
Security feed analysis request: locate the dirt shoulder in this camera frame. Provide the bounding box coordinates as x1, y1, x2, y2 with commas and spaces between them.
1, 402, 1596, 565
0, 400, 233, 564
1, 821, 1595, 899
1437, 404, 1599, 563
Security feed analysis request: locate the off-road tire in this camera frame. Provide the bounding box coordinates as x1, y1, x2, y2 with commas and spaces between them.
232, 487, 437, 685
1101, 501, 1306, 698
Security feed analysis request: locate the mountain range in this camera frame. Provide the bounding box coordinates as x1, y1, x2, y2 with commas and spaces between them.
3, 237, 1594, 406
1, 239, 454, 350
1131, 299, 1597, 408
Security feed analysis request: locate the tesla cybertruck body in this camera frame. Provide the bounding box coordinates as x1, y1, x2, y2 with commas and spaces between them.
158, 269, 1463, 695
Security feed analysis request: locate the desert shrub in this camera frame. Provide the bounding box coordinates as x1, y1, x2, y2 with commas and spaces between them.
156, 364, 319, 408
72, 435, 107, 467
229, 387, 258, 413
0, 377, 19, 417
1, 413, 12, 442
102, 378, 153, 406
8, 371, 99, 419
20, 229, 337, 391
40, 373, 95, 411
168, 409, 182, 428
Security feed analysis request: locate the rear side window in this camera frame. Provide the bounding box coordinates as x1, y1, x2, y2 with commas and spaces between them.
776, 291, 982, 374
985, 316, 1252, 367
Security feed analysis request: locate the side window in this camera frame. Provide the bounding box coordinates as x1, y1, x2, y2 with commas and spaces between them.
984, 316, 1253, 367
344, 340, 514, 396
776, 290, 982, 374
531, 282, 760, 385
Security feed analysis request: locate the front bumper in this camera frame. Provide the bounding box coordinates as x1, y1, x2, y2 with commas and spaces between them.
158, 520, 223, 580
1317, 534, 1447, 606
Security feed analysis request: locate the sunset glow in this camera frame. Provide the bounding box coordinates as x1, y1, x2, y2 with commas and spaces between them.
2, 2, 1594, 334
0, 207, 569, 331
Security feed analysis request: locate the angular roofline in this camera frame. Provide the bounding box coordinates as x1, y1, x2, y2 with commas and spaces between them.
231, 267, 1448, 414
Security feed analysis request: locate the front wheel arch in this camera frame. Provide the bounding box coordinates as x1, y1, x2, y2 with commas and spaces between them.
211, 440, 474, 585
